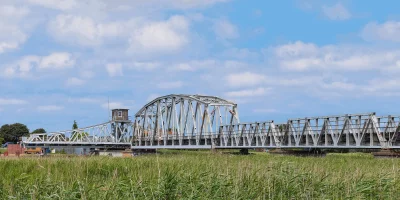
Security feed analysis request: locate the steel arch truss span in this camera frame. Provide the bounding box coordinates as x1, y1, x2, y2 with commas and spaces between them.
133, 94, 239, 148
23, 121, 132, 148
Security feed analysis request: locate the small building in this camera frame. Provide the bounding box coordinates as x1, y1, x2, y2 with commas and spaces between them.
112, 109, 130, 121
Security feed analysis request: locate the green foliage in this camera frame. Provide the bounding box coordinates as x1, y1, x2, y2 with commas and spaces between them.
0, 137, 4, 144
59, 149, 66, 154
0, 123, 29, 143
72, 120, 78, 130
32, 128, 46, 134
279, 124, 287, 133
0, 151, 399, 199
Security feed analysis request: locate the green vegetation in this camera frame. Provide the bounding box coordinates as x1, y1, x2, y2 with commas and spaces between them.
73, 120, 78, 130
32, 128, 46, 134
0, 123, 29, 143
0, 148, 6, 154
0, 151, 399, 199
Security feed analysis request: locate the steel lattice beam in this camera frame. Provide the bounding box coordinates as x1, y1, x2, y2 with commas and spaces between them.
22, 121, 132, 148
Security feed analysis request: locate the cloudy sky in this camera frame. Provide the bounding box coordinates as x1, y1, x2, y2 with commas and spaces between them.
1, 0, 400, 132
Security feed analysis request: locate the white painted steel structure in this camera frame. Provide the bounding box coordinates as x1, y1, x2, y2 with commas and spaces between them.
22, 94, 400, 150
23, 121, 132, 148
133, 94, 239, 148
217, 113, 400, 149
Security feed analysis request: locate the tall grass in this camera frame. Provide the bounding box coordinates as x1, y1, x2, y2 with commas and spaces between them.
0, 151, 399, 199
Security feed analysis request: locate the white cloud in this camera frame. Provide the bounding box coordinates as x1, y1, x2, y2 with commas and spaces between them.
225, 72, 266, 87
225, 87, 270, 97
0, 5, 30, 18
28, 0, 77, 10
104, 0, 229, 11
0, 5, 33, 54
2, 52, 74, 78
213, 19, 239, 39
128, 15, 190, 54
37, 105, 64, 111
48, 14, 191, 52
88, 0, 229, 11
361, 21, 400, 42
106, 63, 123, 77
157, 81, 183, 89
322, 3, 351, 20
2, 56, 40, 77
130, 62, 161, 71
272, 41, 400, 71
39, 52, 75, 69
47, 14, 128, 47
48, 15, 103, 47
0, 23, 28, 54
221, 48, 259, 60
171, 63, 195, 71
0, 98, 28, 105
159, 0, 229, 9
322, 81, 356, 91
65, 77, 85, 86
170, 60, 216, 71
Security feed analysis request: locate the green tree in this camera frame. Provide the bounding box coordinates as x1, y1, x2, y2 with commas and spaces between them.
279, 124, 287, 133
0, 123, 29, 143
32, 128, 46, 134
0, 137, 4, 144
72, 120, 78, 130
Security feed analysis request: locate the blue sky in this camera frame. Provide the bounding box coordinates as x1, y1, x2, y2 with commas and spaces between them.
1, 0, 400, 132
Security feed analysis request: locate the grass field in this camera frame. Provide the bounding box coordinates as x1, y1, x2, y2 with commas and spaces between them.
0, 150, 399, 199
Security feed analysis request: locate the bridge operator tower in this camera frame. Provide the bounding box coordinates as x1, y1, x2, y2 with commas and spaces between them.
111, 109, 131, 142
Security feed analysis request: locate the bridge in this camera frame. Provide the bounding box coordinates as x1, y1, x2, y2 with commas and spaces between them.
22, 94, 400, 150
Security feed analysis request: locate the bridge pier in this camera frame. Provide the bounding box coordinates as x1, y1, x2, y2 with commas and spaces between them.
239, 149, 249, 155
269, 149, 326, 157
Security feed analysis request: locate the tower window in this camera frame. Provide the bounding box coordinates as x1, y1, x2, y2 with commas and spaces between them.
118, 111, 122, 117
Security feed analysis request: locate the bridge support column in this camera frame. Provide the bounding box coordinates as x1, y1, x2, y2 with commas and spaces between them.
239, 148, 249, 155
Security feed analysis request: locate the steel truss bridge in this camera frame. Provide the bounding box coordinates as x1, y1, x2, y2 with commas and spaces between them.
22, 94, 400, 150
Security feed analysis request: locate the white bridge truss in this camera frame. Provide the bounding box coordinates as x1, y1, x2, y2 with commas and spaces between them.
23, 121, 132, 148
133, 94, 239, 148
218, 113, 400, 149
21, 94, 400, 150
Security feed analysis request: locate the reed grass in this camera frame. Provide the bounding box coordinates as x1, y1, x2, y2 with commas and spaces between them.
0, 151, 399, 199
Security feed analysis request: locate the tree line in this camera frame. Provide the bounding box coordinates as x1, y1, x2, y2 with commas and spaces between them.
0, 120, 80, 144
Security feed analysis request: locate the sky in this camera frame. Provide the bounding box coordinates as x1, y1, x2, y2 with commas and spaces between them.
1, 0, 400, 132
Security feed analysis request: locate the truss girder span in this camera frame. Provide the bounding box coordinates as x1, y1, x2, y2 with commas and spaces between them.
23, 121, 133, 148
216, 113, 400, 149
135, 112, 400, 149
133, 94, 239, 147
